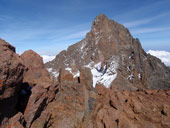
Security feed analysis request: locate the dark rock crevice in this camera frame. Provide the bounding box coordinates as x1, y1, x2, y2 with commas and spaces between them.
16, 82, 32, 114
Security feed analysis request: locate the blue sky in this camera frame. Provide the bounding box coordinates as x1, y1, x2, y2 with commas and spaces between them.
0, 0, 170, 55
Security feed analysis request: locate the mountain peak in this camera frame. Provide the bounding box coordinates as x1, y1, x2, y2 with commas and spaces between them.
46, 15, 170, 90
91, 14, 110, 32
94, 14, 108, 22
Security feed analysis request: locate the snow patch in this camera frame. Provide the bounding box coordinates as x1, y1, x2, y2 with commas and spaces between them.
85, 56, 119, 88
52, 72, 59, 78
80, 40, 87, 52
47, 68, 52, 72
74, 71, 80, 78
129, 52, 134, 59
138, 73, 141, 80
65, 67, 72, 72
127, 66, 131, 72
127, 74, 134, 81
47, 68, 59, 78
65, 67, 80, 78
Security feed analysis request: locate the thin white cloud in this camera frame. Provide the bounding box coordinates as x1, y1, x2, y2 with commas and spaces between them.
0, 19, 90, 49
123, 12, 170, 28
131, 27, 170, 35
64, 30, 89, 40
115, 0, 170, 21
147, 50, 170, 67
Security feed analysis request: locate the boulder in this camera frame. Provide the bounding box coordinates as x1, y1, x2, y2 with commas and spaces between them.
0, 39, 26, 124
21, 50, 52, 89
58, 68, 74, 83
24, 85, 48, 128
80, 67, 93, 90
5, 112, 25, 128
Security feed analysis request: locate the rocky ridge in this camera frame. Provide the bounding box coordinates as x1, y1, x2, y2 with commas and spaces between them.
46, 14, 170, 90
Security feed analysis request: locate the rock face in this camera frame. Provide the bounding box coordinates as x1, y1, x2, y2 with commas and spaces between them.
0, 39, 58, 127
0, 39, 26, 124
46, 14, 170, 90
21, 50, 52, 88
87, 87, 170, 128
32, 69, 96, 128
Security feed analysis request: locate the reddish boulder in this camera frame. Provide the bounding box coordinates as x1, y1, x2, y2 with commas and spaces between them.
0, 39, 26, 124
23, 83, 58, 128
2, 112, 25, 128
58, 68, 74, 83
30, 109, 51, 128
80, 67, 93, 90
21, 50, 52, 88
23, 85, 48, 128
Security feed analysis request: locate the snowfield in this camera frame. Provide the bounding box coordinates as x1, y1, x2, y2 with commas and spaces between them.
85, 56, 119, 88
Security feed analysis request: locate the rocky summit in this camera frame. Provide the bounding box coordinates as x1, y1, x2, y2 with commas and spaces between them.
46, 14, 170, 90
0, 14, 170, 128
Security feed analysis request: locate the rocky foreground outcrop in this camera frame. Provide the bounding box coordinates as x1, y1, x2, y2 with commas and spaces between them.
0, 14, 170, 128
0, 39, 58, 127
0, 39, 26, 124
87, 86, 170, 128
21, 50, 53, 88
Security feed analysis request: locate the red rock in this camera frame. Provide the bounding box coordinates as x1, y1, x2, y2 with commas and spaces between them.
58, 68, 74, 83
24, 85, 47, 128
88, 87, 170, 128
80, 67, 93, 90
3, 112, 25, 128
30, 110, 51, 128
21, 50, 52, 88
0, 39, 26, 124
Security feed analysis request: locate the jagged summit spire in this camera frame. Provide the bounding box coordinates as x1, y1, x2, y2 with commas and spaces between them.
90, 14, 125, 38
94, 14, 108, 21
92, 14, 110, 28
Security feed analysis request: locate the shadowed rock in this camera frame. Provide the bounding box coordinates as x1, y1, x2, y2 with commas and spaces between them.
0, 38, 26, 124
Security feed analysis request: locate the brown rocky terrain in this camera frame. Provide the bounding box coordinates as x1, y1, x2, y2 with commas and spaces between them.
87, 86, 170, 128
0, 14, 170, 128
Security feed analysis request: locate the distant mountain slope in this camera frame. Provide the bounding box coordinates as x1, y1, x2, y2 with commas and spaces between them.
147, 50, 170, 67
46, 14, 170, 90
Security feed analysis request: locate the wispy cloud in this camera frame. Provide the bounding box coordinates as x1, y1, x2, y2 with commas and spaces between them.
123, 12, 170, 28
131, 27, 170, 35
62, 30, 89, 40
0, 16, 91, 54
115, 0, 170, 21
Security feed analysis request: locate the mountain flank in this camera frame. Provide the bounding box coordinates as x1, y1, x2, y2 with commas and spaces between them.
46, 14, 170, 90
